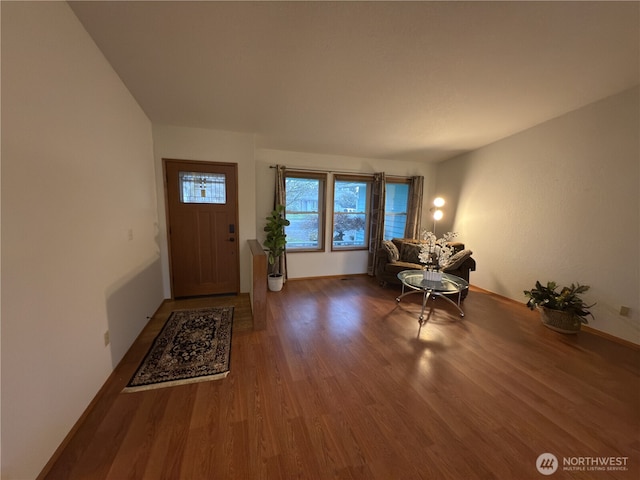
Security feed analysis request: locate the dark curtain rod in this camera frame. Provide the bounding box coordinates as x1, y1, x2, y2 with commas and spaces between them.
269, 165, 371, 175
269, 165, 408, 179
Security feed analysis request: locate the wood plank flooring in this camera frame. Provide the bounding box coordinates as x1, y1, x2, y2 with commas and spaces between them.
40, 276, 639, 479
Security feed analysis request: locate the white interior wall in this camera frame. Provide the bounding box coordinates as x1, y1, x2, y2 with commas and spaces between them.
2, 4, 637, 479
436, 87, 640, 345
151, 125, 257, 297
254, 149, 437, 279
1, 3, 163, 478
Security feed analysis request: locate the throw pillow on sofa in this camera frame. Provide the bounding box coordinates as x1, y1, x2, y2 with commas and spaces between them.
382, 240, 400, 263
400, 242, 422, 264
443, 249, 473, 270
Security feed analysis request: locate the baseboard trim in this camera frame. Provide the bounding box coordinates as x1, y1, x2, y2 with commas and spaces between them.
36, 298, 170, 480
581, 325, 640, 350
36, 363, 123, 479
285, 273, 370, 282
468, 285, 639, 351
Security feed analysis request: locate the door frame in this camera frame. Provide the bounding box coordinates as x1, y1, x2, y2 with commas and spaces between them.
162, 158, 240, 298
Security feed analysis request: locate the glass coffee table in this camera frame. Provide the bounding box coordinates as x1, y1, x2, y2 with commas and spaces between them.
396, 270, 469, 324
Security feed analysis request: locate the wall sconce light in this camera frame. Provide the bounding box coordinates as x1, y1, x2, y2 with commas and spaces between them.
430, 197, 445, 233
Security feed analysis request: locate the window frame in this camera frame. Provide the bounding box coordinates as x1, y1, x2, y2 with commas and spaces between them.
331, 174, 373, 251
284, 171, 327, 253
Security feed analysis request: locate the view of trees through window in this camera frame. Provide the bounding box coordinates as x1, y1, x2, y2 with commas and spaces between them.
333, 177, 370, 249
284, 174, 325, 250
283, 172, 412, 252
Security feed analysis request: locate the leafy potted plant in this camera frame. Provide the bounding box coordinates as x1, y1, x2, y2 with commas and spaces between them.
263, 204, 290, 292
524, 281, 595, 334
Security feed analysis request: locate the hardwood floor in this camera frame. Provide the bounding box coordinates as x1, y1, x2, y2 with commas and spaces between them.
40, 276, 639, 479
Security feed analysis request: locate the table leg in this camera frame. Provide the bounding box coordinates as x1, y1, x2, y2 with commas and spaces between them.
435, 293, 465, 317
419, 291, 432, 324
396, 287, 422, 303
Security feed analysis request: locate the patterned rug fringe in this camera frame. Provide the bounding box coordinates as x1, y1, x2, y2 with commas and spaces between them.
123, 371, 229, 393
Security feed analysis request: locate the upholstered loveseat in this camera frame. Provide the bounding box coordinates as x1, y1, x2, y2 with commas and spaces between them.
375, 238, 476, 299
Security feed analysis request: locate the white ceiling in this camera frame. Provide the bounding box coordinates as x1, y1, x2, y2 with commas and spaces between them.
69, 1, 640, 163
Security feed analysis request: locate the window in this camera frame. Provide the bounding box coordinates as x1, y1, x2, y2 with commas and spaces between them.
332, 175, 371, 250
284, 172, 326, 251
179, 172, 226, 204
384, 181, 410, 240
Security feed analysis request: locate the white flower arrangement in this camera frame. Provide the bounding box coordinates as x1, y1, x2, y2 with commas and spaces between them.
418, 230, 458, 270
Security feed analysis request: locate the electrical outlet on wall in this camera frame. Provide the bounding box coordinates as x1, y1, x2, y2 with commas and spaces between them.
619, 306, 631, 317
104, 330, 110, 346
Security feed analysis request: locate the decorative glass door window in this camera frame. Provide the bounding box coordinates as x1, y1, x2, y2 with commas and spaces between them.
179, 172, 226, 204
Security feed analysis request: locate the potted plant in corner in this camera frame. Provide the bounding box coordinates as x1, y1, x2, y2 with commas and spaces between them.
524, 281, 595, 334
263, 204, 290, 292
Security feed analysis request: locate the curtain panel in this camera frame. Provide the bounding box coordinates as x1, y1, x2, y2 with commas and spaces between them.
405, 175, 424, 239
367, 172, 386, 276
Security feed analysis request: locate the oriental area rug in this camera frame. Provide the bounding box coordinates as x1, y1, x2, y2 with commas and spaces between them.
124, 307, 233, 392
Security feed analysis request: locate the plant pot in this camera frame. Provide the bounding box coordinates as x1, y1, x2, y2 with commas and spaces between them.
268, 274, 284, 292
539, 306, 582, 334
